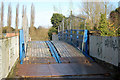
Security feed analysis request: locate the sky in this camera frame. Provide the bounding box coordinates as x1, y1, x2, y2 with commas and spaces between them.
0, 0, 119, 29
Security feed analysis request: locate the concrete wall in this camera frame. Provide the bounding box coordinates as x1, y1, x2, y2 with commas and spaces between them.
52, 34, 58, 41
89, 35, 120, 66
0, 36, 19, 79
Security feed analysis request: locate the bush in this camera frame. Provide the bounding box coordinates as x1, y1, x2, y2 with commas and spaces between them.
48, 27, 57, 40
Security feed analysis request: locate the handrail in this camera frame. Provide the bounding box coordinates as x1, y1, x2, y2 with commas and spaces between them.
46, 41, 61, 63
58, 29, 93, 60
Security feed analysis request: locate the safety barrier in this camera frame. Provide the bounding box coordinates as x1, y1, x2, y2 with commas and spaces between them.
0, 36, 19, 79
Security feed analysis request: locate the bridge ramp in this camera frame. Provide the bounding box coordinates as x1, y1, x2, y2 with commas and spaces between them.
16, 41, 110, 78
52, 41, 91, 63
23, 41, 56, 64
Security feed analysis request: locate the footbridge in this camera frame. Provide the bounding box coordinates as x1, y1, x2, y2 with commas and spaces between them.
14, 15, 113, 79
17, 29, 111, 79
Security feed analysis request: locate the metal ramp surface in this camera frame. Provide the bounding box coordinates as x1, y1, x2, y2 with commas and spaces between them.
16, 41, 110, 78
23, 41, 56, 64
52, 41, 92, 63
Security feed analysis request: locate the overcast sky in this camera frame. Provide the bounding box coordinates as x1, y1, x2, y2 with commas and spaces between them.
0, 0, 119, 29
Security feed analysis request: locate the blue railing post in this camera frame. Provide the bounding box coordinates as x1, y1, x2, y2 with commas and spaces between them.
65, 30, 68, 40
70, 29, 73, 42
19, 30, 25, 64
84, 30, 88, 55
76, 30, 79, 47
76, 30, 79, 39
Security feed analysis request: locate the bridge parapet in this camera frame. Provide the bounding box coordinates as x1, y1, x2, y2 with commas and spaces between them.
0, 36, 19, 79
89, 35, 120, 67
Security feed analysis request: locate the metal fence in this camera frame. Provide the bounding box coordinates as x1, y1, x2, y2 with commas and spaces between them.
58, 29, 89, 57
57, 15, 92, 58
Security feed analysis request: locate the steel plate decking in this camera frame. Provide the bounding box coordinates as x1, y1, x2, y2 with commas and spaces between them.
26, 41, 51, 57
16, 41, 110, 78
52, 41, 91, 63
16, 63, 109, 78
24, 41, 56, 64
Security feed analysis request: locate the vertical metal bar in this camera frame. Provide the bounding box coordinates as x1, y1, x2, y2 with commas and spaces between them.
70, 18, 71, 30
62, 19, 64, 31
19, 29, 25, 64
82, 20, 86, 51
66, 30, 68, 40
84, 30, 88, 55
82, 30, 88, 54
70, 30, 72, 42
67, 19, 68, 30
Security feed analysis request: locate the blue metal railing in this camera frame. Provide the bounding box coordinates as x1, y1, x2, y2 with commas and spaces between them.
58, 29, 93, 61
46, 41, 61, 63
19, 30, 25, 64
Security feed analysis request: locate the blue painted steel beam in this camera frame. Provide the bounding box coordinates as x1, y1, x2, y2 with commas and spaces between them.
19, 29, 25, 64
77, 47, 94, 61
49, 41, 61, 63
46, 41, 58, 63
46, 41, 61, 63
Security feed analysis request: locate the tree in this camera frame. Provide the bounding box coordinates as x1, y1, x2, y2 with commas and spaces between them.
98, 13, 119, 36
30, 3, 35, 28
110, 7, 120, 36
0, 2, 4, 38
98, 13, 108, 36
2, 26, 15, 33
15, 4, 19, 33
29, 3, 36, 38
51, 13, 65, 29
7, 3, 12, 33
48, 27, 57, 40
81, 1, 114, 30
22, 5, 24, 29
48, 13, 65, 40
